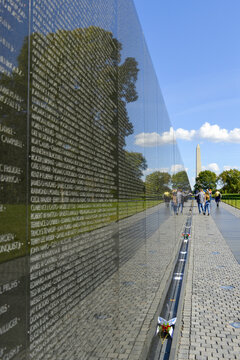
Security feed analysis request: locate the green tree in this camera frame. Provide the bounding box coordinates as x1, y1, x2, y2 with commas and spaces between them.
172, 171, 191, 191
194, 170, 217, 191
145, 171, 171, 195
217, 169, 240, 193
125, 151, 147, 179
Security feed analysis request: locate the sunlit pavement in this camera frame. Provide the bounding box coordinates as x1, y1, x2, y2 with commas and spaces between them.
176, 203, 240, 360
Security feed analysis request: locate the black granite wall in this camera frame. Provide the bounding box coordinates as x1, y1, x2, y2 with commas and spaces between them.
0, 1, 190, 359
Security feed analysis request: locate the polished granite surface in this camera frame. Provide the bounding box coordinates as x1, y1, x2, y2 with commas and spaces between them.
211, 202, 240, 263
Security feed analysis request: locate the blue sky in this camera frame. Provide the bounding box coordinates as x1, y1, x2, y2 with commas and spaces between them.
133, 0, 240, 187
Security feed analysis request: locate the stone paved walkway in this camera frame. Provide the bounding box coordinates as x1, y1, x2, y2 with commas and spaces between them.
176, 203, 240, 360
221, 201, 240, 219
75, 205, 189, 360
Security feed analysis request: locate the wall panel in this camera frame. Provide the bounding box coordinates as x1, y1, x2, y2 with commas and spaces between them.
0, 1, 190, 359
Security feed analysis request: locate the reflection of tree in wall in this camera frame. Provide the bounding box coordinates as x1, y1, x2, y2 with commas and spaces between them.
31, 26, 143, 201
125, 152, 147, 179
122, 151, 147, 198
171, 171, 191, 191
145, 171, 171, 196
1, 26, 145, 203
0, 38, 28, 204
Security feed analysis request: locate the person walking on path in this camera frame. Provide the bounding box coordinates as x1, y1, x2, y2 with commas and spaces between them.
197, 189, 205, 214
195, 190, 201, 214
215, 190, 222, 207
204, 190, 211, 215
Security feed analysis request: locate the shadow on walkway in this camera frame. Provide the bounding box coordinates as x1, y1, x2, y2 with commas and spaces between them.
211, 202, 240, 263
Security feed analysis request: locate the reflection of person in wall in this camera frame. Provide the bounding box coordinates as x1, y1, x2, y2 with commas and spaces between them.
177, 189, 183, 214
215, 190, 222, 207
163, 191, 171, 207
171, 190, 178, 215
60, 186, 64, 203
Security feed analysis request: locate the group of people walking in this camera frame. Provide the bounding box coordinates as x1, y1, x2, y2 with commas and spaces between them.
195, 189, 222, 215
163, 188, 222, 216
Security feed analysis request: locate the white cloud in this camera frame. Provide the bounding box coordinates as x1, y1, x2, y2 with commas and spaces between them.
223, 165, 239, 171
197, 122, 240, 142
223, 165, 231, 171
207, 163, 220, 173
203, 164, 239, 173
175, 128, 196, 140
135, 122, 240, 147
202, 163, 220, 173
198, 122, 228, 142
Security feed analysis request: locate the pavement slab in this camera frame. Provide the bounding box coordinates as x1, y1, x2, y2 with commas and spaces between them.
176, 203, 240, 360
221, 202, 240, 219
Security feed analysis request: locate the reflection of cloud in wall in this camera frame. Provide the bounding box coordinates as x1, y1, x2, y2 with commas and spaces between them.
135, 128, 175, 147
135, 127, 196, 147
170, 164, 187, 174
142, 167, 169, 176
135, 122, 240, 147
143, 165, 188, 176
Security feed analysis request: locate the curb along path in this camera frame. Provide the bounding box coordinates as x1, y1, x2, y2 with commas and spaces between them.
176, 204, 240, 360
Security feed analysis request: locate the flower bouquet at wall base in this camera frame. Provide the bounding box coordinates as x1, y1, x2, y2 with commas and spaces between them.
156, 317, 177, 338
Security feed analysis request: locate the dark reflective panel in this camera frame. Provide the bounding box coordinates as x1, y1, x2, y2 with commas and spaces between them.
30, 1, 120, 359
0, 1, 29, 359
117, 28, 147, 360
0, 1, 191, 359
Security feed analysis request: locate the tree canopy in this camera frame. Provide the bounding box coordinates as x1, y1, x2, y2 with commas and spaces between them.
194, 170, 217, 191
217, 169, 240, 193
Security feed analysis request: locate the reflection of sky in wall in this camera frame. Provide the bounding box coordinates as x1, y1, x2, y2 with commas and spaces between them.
118, 0, 187, 178
33, 0, 118, 36
0, 3, 28, 68
1, 0, 187, 179
1, 1, 118, 69
124, 61, 186, 177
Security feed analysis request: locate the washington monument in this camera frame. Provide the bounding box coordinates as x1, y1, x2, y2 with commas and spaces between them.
196, 144, 201, 177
